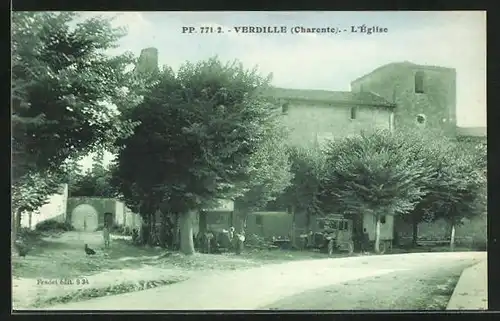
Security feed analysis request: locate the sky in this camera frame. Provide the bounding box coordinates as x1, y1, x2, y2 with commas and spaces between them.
76, 11, 487, 170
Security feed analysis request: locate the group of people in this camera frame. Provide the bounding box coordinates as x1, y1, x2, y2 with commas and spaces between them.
197, 226, 246, 254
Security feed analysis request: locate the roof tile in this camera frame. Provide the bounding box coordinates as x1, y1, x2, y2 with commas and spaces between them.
264, 87, 394, 107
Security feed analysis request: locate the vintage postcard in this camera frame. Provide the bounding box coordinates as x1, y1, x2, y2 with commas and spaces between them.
11, 11, 486, 311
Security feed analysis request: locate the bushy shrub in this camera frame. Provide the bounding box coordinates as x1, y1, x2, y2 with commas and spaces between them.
35, 219, 74, 232
110, 223, 124, 233
17, 227, 41, 244
122, 226, 133, 236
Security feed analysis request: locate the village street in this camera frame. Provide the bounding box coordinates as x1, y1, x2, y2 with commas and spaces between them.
12, 11, 487, 313
37, 251, 485, 310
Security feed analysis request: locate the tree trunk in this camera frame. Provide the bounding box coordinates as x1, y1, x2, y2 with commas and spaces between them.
16, 210, 22, 231
12, 208, 21, 255
173, 213, 180, 250
237, 211, 248, 234
374, 215, 381, 253
180, 210, 195, 255
291, 206, 296, 247
159, 212, 167, 248
150, 211, 157, 246
450, 219, 456, 252
412, 216, 419, 247
199, 211, 207, 234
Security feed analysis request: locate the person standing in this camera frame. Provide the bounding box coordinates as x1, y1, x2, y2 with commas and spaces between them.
103, 219, 111, 249
234, 230, 245, 255
361, 228, 370, 254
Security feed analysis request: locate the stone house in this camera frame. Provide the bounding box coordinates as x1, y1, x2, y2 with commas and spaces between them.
266, 88, 396, 147
265, 61, 485, 243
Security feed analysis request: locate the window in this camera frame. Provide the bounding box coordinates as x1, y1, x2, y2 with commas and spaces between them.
350, 107, 357, 120
282, 102, 289, 114
415, 71, 424, 93
255, 215, 263, 226
215, 214, 225, 224
373, 215, 386, 225
416, 114, 426, 125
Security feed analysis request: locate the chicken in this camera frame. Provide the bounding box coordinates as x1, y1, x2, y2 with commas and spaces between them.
84, 244, 96, 256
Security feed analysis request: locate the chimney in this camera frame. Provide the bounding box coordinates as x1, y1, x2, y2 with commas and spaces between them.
135, 47, 159, 75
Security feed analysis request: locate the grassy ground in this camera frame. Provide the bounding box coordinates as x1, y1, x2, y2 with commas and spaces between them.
12, 230, 476, 309
12, 230, 334, 309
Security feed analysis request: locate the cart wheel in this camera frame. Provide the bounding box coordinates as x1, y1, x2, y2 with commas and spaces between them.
346, 241, 354, 255
327, 240, 334, 256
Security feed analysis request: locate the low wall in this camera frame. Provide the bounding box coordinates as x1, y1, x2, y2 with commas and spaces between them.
396, 215, 487, 245
67, 197, 142, 230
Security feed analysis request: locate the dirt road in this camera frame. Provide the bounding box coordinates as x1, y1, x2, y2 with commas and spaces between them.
263, 262, 472, 310
29, 251, 485, 311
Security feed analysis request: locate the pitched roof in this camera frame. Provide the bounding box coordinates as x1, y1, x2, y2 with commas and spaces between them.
351, 62, 415, 85
264, 87, 395, 107
351, 61, 455, 85
456, 126, 487, 138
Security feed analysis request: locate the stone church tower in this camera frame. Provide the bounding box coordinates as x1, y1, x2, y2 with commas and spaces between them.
350, 62, 457, 137
134, 47, 159, 75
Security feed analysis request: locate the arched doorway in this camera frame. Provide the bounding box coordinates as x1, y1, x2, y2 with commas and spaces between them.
71, 204, 99, 232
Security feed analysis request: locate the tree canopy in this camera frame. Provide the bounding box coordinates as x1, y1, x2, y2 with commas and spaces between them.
268, 146, 326, 218
112, 57, 284, 253
420, 140, 486, 224
11, 12, 142, 185
234, 116, 293, 213
69, 151, 117, 198
321, 130, 435, 217
113, 58, 277, 212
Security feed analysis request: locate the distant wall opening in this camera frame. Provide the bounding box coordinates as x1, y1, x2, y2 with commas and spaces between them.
415, 71, 425, 94
350, 107, 357, 120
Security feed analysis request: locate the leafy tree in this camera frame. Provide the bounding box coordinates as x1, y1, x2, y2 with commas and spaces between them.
320, 130, 435, 253
11, 171, 65, 217
63, 155, 85, 186
11, 170, 66, 254
92, 150, 106, 175
396, 132, 452, 247
70, 169, 116, 198
11, 12, 144, 255
11, 11, 142, 185
398, 132, 486, 248
269, 146, 326, 235
67, 149, 118, 197
112, 57, 279, 254
233, 117, 293, 232
417, 141, 486, 250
